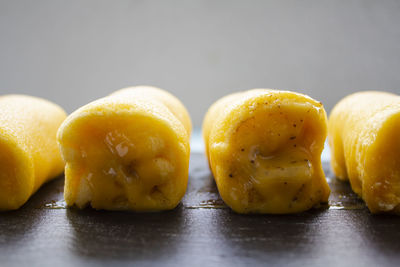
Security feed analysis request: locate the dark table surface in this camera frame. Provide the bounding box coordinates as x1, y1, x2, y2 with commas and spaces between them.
1, 153, 399, 267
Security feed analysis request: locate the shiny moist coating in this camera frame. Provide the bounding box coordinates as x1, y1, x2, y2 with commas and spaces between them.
57, 86, 191, 211
0, 95, 67, 211
329, 91, 400, 214
203, 89, 330, 214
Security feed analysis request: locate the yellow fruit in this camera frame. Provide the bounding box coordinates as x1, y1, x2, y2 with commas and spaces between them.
203, 89, 330, 214
328, 91, 400, 214
57, 86, 191, 211
0, 95, 67, 211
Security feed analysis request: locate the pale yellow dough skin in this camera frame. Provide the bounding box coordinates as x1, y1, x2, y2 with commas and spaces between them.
57, 86, 191, 211
329, 91, 400, 214
0, 95, 67, 211
203, 89, 330, 214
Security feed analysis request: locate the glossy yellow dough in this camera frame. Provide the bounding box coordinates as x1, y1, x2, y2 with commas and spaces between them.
57, 86, 191, 211
203, 89, 330, 214
329, 91, 400, 214
0, 95, 67, 211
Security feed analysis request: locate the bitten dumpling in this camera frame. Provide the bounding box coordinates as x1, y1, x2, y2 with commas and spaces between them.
0, 95, 67, 211
203, 89, 330, 214
57, 86, 191, 211
329, 91, 400, 214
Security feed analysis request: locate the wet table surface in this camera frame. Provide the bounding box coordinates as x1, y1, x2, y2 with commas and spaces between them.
1, 153, 400, 267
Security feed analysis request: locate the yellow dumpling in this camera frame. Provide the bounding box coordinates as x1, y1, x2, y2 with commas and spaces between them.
329, 91, 400, 214
0, 95, 67, 211
57, 86, 191, 211
203, 89, 330, 214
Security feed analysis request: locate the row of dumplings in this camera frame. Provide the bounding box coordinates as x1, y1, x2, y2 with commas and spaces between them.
0, 87, 399, 214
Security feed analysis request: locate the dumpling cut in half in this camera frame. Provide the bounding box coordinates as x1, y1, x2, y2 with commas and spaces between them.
203, 89, 330, 214
57, 86, 191, 211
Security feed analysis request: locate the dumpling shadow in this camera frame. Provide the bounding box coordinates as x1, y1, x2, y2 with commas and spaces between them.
213, 208, 329, 261
66, 204, 185, 262
358, 213, 400, 255
0, 175, 64, 246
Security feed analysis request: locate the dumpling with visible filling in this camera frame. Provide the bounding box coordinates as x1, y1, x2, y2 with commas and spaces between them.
57, 86, 191, 211
203, 89, 330, 214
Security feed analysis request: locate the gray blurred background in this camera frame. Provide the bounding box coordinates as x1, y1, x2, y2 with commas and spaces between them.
0, 0, 399, 128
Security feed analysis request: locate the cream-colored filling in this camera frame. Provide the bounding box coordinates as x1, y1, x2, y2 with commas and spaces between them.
64, 118, 179, 210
